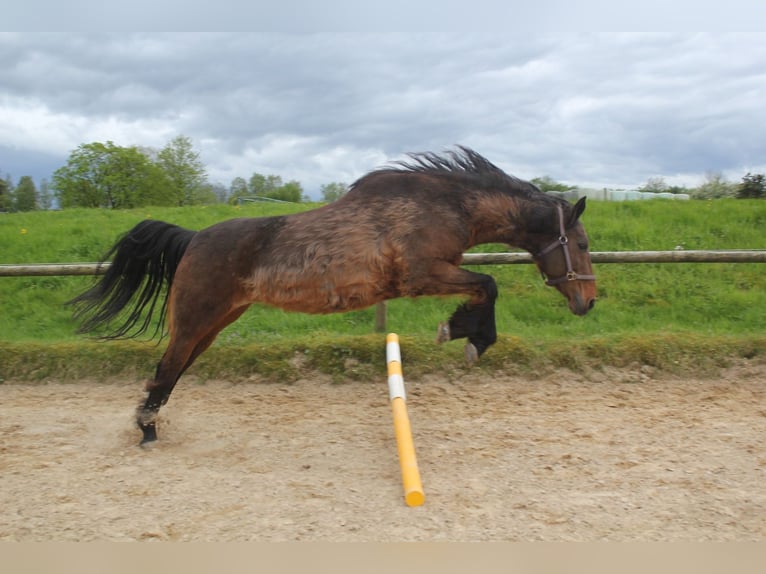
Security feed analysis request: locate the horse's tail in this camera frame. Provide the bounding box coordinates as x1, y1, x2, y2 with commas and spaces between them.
69, 220, 197, 339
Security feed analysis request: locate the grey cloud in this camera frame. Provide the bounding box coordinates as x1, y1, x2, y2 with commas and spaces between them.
1, 33, 765, 195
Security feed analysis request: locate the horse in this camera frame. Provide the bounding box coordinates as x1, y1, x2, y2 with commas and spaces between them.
70, 146, 597, 445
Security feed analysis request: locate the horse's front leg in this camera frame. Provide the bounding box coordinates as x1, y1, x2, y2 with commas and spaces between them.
412, 262, 498, 365
436, 276, 497, 364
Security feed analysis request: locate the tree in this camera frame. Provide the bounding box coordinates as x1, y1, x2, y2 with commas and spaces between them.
531, 176, 577, 193
0, 175, 11, 212
53, 141, 172, 208
269, 180, 304, 203
228, 177, 249, 204
691, 172, 737, 199
639, 177, 690, 195
737, 172, 765, 199
320, 182, 348, 202
247, 173, 304, 202
14, 176, 38, 211
207, 182, 229, 204
156, 135, 209, 206
248, 173, 283, 197
38, 178, 53, 210
639, 177, 668, 193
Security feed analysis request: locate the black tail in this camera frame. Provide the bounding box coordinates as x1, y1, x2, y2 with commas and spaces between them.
69, 220, 196, 339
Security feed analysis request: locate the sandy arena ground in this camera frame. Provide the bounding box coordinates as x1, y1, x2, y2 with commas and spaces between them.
1, 361, 764, 541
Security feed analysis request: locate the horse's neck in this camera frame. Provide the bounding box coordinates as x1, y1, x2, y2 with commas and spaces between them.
466, 194, 536, 248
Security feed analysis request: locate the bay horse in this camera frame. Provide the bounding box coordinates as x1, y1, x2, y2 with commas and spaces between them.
70, 146, 596, 445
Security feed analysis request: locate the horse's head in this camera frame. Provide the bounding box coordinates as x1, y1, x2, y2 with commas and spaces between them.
529, 197, 597, 316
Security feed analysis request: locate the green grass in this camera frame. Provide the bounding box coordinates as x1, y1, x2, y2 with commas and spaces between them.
1, 199, 766, 380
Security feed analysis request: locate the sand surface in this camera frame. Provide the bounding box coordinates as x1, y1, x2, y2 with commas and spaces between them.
1, 362, 764, 541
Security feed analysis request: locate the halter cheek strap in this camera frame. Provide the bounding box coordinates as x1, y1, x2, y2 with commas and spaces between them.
536, 205, 596, 286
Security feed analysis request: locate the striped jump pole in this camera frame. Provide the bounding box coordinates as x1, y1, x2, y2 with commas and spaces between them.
386, 333, 425, 507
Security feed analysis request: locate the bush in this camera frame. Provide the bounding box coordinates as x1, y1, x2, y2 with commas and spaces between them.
738, 173, 765, 199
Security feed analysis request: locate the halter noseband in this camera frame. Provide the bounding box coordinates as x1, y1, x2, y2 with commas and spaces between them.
535, 205, 596, 287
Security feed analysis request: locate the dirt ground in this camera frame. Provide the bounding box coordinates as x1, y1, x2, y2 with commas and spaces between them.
1, 361, 765, 541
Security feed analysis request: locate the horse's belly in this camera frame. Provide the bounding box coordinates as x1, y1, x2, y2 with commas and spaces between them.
246, 273, 385, 314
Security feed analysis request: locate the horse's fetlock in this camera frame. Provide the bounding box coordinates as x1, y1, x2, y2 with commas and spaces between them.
136, 408, 158, 426
435, 322, 450, 343
464, 343, 479, 366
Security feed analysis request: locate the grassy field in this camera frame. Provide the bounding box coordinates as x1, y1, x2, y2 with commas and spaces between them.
1, 199, 765, 380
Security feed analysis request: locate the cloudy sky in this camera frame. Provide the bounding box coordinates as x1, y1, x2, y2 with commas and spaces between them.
1, 32, 765, 198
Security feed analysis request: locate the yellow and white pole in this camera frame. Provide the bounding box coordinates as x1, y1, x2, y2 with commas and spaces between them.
386, 333, 425, 507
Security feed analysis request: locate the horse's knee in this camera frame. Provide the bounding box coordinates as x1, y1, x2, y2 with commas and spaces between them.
483, 276, 498, 303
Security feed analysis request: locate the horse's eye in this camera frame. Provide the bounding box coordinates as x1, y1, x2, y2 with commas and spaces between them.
578, 241, 588, 251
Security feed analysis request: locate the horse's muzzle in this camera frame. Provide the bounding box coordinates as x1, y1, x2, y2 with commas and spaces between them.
570, 293, 596, 316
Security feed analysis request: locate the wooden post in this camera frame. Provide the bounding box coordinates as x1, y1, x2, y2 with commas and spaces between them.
375, 301, 388, 332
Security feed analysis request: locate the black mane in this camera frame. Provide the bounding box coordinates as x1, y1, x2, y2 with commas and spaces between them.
352, 146, 543, 197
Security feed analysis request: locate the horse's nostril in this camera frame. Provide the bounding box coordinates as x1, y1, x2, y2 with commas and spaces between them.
588, 298, 596, 310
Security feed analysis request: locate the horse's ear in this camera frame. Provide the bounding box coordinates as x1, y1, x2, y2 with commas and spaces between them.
569, 196, 586, 225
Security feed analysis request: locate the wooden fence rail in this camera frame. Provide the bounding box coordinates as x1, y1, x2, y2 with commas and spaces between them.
1, 250, 765, 277
3, 250, 764, 332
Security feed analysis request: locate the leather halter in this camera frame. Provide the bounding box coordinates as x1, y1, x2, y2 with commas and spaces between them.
536, 205, 596, 287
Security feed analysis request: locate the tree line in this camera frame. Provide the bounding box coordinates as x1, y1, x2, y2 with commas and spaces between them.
1, 136, 764, 212
531, 173, 766, 200
0, 135, 350, 212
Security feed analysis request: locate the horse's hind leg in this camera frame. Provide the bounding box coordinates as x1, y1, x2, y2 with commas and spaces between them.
137, 340, 192, 445
137, 305, 248, 445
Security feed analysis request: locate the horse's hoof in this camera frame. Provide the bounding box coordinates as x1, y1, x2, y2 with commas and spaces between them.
139, 424, 158, 447
435, 322, 450, 344
464, 343, 479, 366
